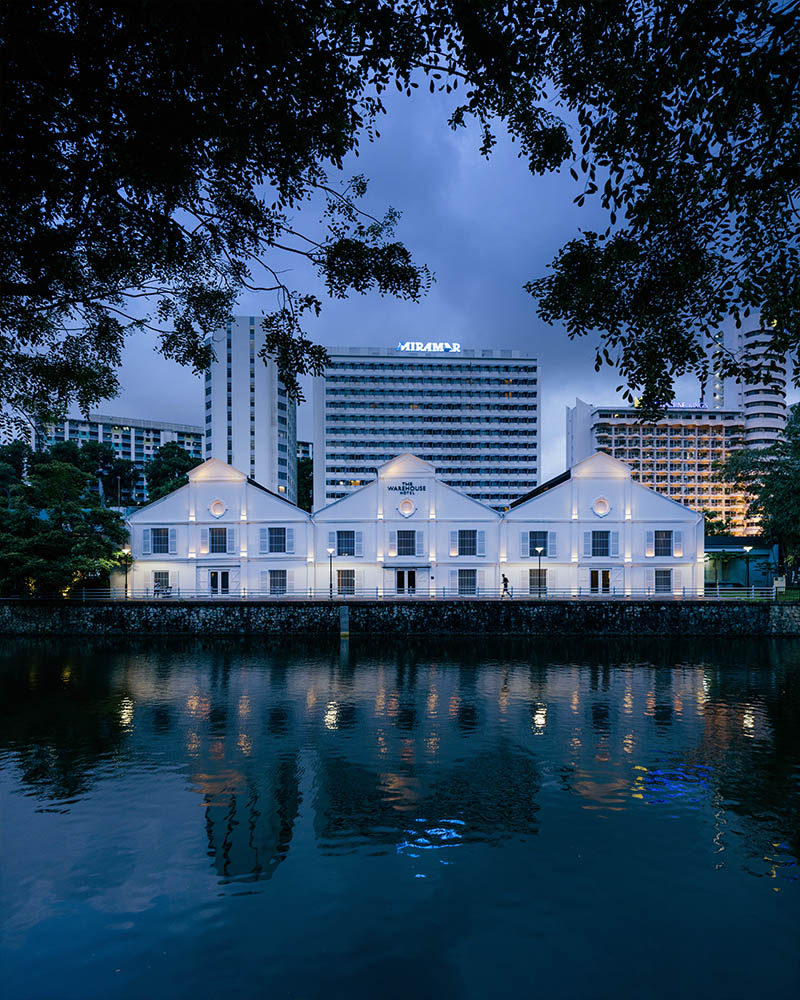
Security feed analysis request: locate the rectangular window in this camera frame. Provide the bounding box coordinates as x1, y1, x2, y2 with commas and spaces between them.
269, 527, 286, 553
529, 568, 547, 594
529, 530, 548, 557
337, 530, 355, 557
338, 569, 355, 595
209, 527, 227, 553
151, 528, 169, 554
654, 530, 673, 557
458, 530, 477, 556
153, 571, 170, 590
269, 569, 287, 596
655, 569, 672, 593
397, 530, 416, 556
592, 531, 610, 557
458, 569, 477, 595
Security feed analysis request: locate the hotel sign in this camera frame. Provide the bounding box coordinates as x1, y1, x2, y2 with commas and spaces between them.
387, 481, 427, 494
396, 341, 461, 353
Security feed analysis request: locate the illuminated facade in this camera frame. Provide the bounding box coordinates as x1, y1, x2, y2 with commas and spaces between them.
312, 345, 539, 511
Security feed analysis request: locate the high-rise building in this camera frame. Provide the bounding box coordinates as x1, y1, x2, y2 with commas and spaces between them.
312, 345, 539, 511
297, 440, 313, 461
33, 414, 204, 504
737, 328, 788, 448
205, 316, 297, 501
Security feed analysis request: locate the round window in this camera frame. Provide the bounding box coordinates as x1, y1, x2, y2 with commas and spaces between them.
209, 499, 227, 518
398, 498, 415, 517
592, 497, 610, 517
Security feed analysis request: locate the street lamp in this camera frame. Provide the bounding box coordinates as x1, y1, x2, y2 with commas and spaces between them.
534, 545, 544, 598
123, 543, 131, 599
743, 545, 753, 589
327, 546, 334, 599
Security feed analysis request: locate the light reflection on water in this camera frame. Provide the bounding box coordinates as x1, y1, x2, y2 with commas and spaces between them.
1, 637, 799, 999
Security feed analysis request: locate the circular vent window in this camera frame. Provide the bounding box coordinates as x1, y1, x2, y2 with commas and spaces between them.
209, 499, 227, 518
592, 497, 611, 517
398, 498, 415, 517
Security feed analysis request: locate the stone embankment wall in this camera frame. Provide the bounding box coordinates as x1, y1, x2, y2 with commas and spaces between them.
0, 600, 799, 636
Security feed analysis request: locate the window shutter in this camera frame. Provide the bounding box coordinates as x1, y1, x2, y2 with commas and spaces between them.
583, 532, 591, 557
142, 528, 152, 554
520, 569, 529, 594
168, 528, 177, 554
200, 528, 209, 554
449, 531, 458, 557
645, 530, 655, 557
226, 527, 235, 553
328, 531, 336, 551
548, 531, 557, 559
672, 567, 680, 592
610, 531, 619, 557
169, 571, 179, 589
477, 570, 486, 592
286, 527, 295, 554
673, 530, 682, 558
355, 531, 363, 557
388, 530, 397, 558
355, 569, 365, 593
520, 531, 529, 558
548, 568, 557, 592
645, 568, 655, 591
416, 531, 424, 556
259, 528, 268, 554
260, 571, 268, 593
287, 569, 295, 593
477, 531, 486, 556
449, 569, 458, 592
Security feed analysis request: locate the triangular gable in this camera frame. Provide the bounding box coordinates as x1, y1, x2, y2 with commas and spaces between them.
377, 453, 437, 477
188, 458, 246, 482
436, 480, 502, 519
571, 451, 632, 479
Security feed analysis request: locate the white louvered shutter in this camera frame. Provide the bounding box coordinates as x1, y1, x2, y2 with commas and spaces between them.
169, 571, 179, 590
449, 531, 458, 556
168, 528, 177, 554
286, 527, 295, 554
548, 569, 557, 592
520, 531, 529, 558
287, 570, 295, 593
645, 568, 655, 591
260, 571, 268, 593
200, 528, 209, 554
673, 530, 683, 557
355, 570, 365, 593
226, 527, 235, 553
548, 532, 557, 558
583, 532, 591, 557
477, 531, 486, 556
520, 569, 529, 594
645, 530, 655, 557
610, 531, 619, 557
355, 531, 363, 557
449, 570, 458, 593
477, 570, 486, 593
416, 531, 424, 556
672, 568, 680, 592
388, 530, 397, 558
142, 528, 152, 554
259, 528, 268, 554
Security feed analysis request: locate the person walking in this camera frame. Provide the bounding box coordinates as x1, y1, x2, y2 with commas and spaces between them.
501, 573, 512, 599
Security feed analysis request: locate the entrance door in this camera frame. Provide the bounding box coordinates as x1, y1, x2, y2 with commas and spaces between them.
210, 570, 230, 595
407, 569, 416, 595
590, 569, 610, 594
396, 570, 405, 594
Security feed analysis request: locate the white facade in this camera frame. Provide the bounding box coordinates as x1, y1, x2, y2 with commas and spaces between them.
312, 346, 538, 511
205, 315, 297, 501
503, 452, 704, 596
127, 459, 311, 596
127, 452, 703, 598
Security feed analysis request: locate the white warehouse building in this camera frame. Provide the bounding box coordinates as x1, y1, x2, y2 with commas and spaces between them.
126, 452, 703, 598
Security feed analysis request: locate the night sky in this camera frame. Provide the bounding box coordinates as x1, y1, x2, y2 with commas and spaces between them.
109, 89, 792, 481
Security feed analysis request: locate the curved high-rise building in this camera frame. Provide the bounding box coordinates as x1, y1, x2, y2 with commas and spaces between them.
739, 328, 788, 449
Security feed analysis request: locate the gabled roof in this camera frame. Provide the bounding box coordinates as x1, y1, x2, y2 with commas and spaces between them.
377, 453, 437, 476
187, 457, 245, 482
508, 470, 570, 508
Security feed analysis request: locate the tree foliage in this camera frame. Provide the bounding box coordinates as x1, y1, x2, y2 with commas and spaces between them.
2, 1, 798, 422
722, 404, 800, 578
0, 449, 127, 595
144, 442, 200, 502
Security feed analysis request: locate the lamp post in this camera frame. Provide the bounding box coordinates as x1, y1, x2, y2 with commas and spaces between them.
743, 545, 752, 589
123, 543, 131, 599
327, 546, 334, 600
535, 545, 544, 598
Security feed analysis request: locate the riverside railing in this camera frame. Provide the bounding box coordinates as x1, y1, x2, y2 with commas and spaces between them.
1, 586, 785, 602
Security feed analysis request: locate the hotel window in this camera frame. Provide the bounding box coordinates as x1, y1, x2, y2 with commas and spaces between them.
153, 571, 170, 591
528, 530, 548, 557
655, 569, 672, 593
591, 531, 610, 557
338, 569, 355, 595
458, 569, 477, 595
209, 527, 227, 553
397, 530, 416, 556
269, 569, 287, 595
151, 528, 169, 554
269, 527, 286, 553
337, 530, 355, 556
529, 568, 547, 593
458, 530, 477, 556
654, 530, 673, 556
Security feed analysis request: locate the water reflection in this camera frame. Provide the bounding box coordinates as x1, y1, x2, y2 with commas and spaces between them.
1, 637, 799, 997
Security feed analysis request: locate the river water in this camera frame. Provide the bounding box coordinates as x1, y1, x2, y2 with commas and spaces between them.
1, 638, 799, 999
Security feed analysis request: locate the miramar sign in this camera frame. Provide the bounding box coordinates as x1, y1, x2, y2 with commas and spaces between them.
396, 341, 461, 353
387, 481, 427, 494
